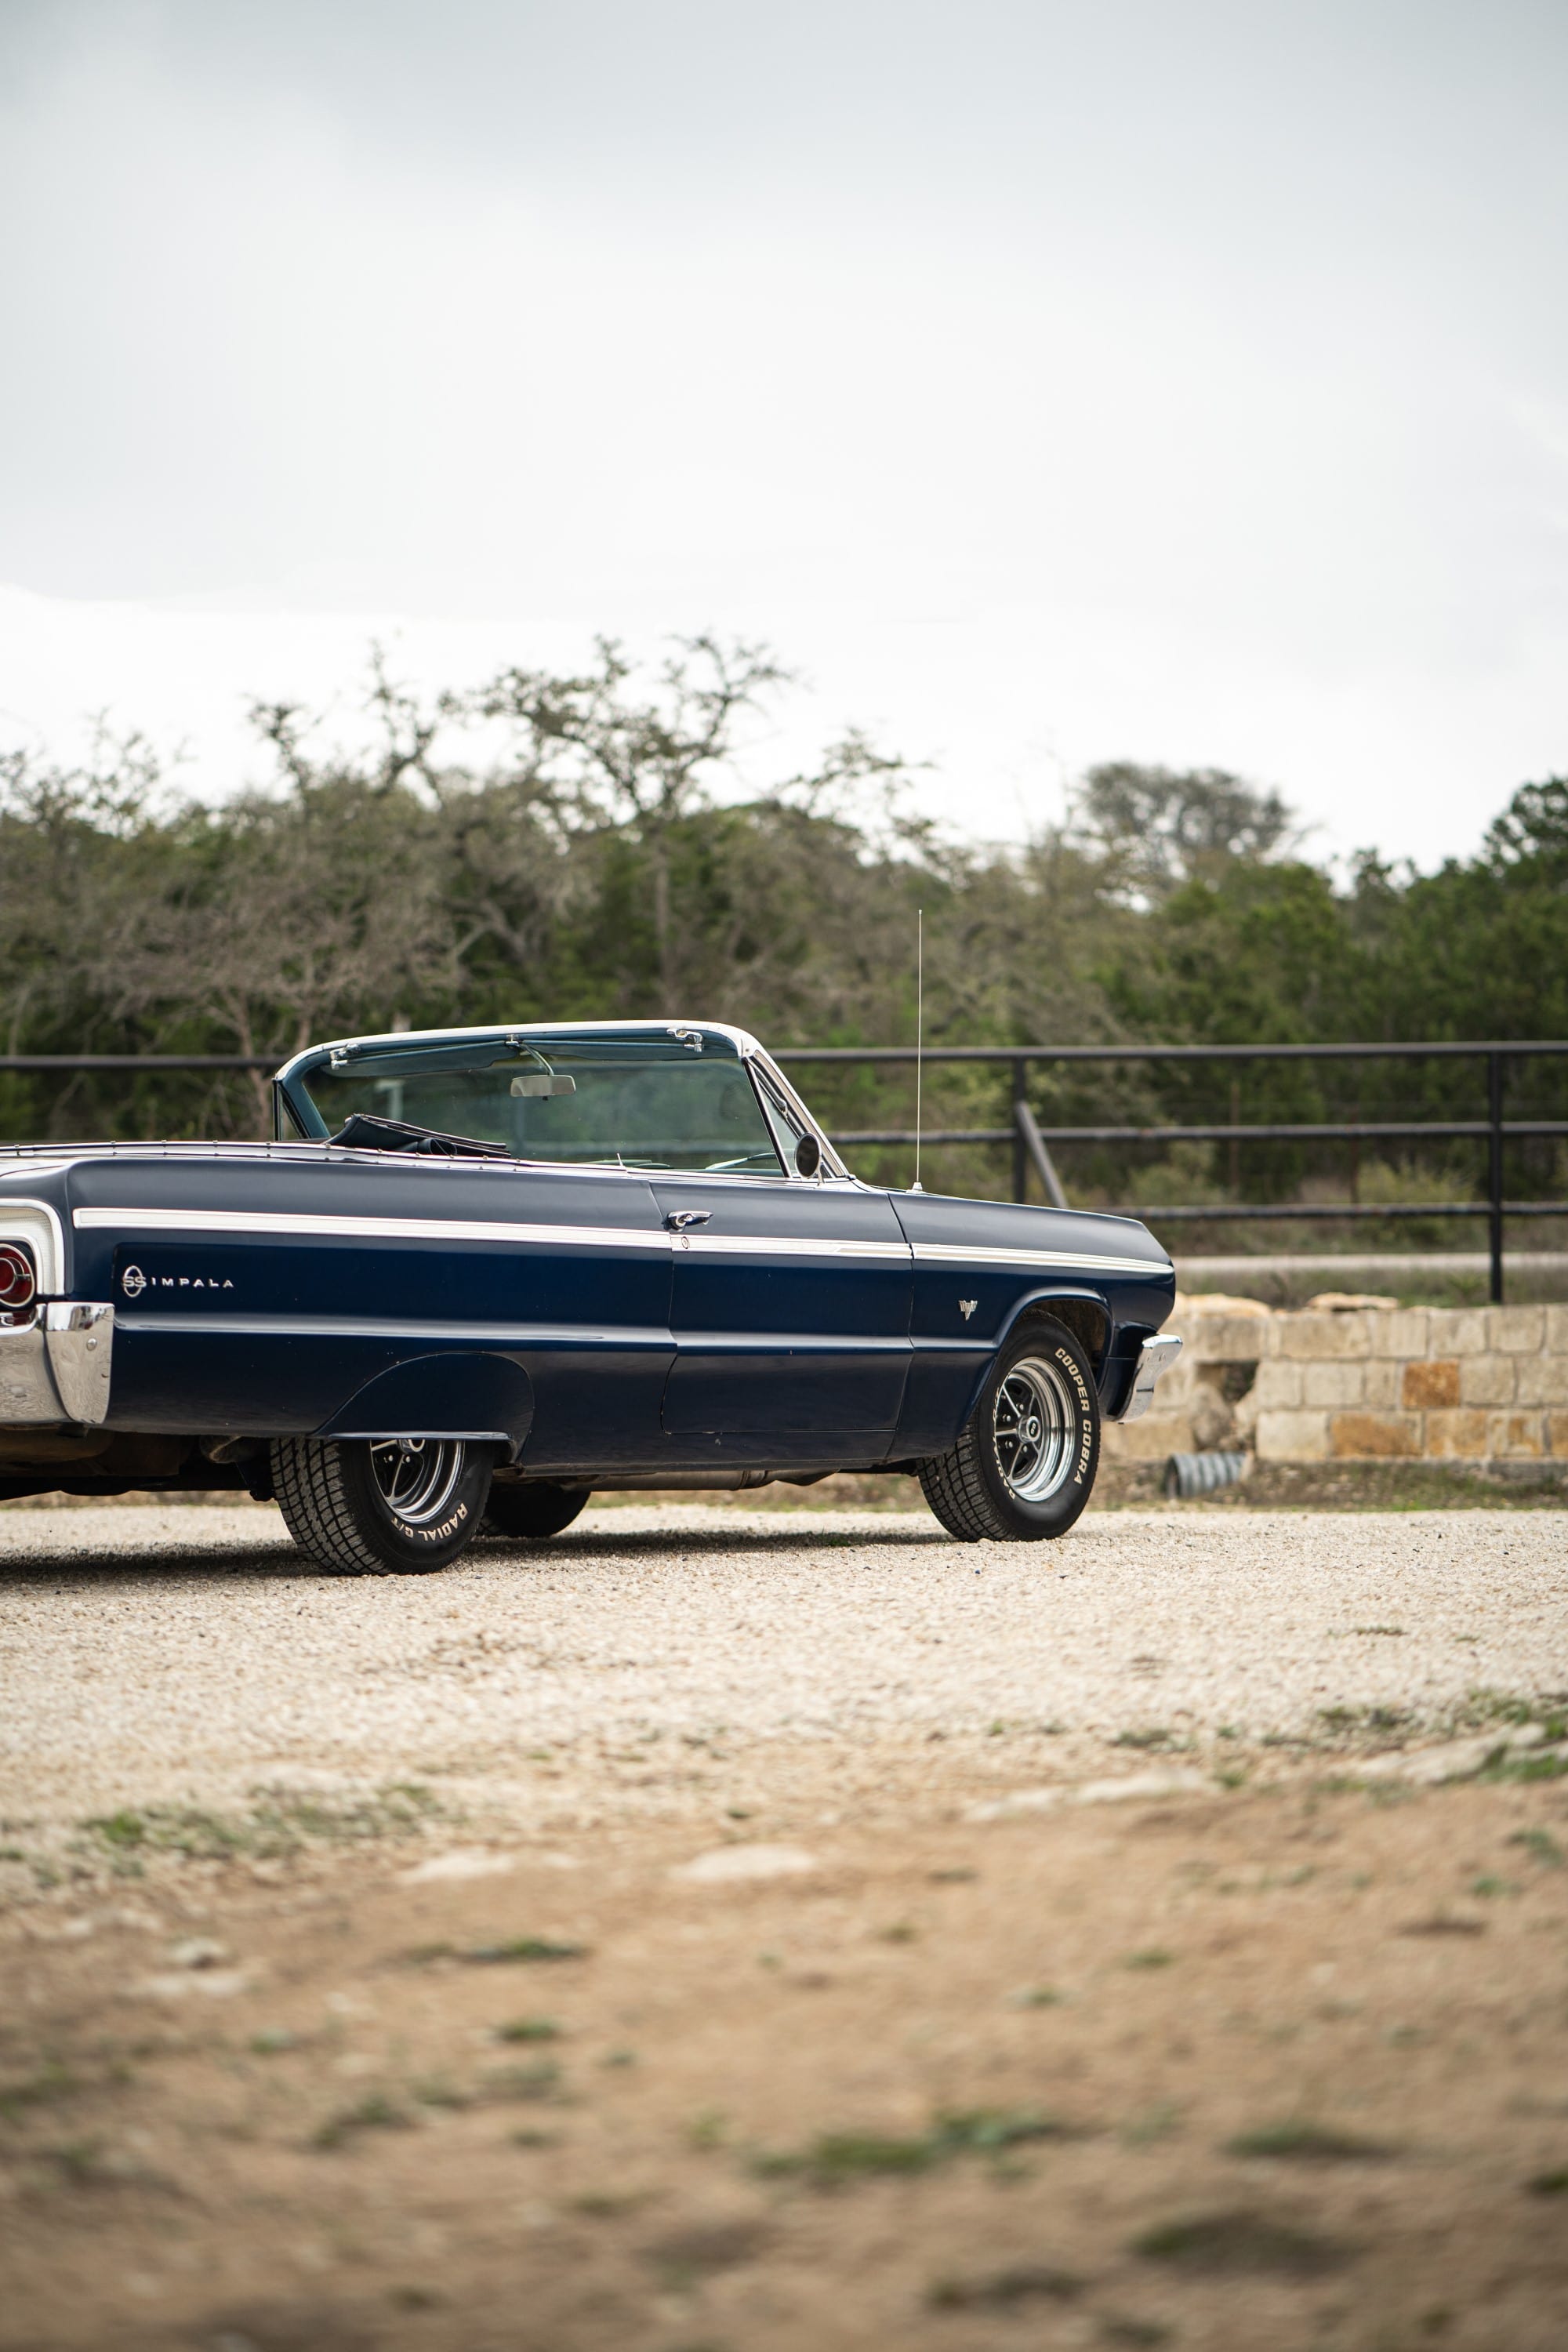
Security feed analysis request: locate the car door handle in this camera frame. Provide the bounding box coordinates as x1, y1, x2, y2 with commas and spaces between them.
664, 1210, 712, 1232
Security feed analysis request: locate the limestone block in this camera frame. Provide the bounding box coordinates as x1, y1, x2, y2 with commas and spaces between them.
1459, 1355, 1515, 1406
1303, 1360, 1367, 1408
1548, 1411, 1568, 1457
1330, 1410, 1421, 1458
1426, 1309, 1490, 1357
1547, 1305, 1568, 1356
1488, 1411, 1545, 1459
1513, 1353, 1568, 1406
1361, 1359, 1402, 1409
1279, 1312, 1372, 1361
1369, 1308, 1429, 1359
1488, 1306, 1547, 1353
1402, 1359, 1460, 1409
1179, 1315, 1269, 1365
1250, 1359, 1303, 1410
1254, 1409, 1330, 1461
1423, 1409, 1491, 1459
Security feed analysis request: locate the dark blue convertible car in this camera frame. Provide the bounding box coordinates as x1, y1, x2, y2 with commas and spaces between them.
0, 1022, 1180, 1568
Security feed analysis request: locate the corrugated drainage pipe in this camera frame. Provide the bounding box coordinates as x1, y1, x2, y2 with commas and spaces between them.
1162, 1450, 1249, 1500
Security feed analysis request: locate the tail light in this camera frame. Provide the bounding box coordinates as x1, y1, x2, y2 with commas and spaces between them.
0, 1243, 37, 1308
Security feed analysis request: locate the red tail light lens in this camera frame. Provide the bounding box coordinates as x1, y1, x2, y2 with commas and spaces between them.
0, 1243, 37, 1308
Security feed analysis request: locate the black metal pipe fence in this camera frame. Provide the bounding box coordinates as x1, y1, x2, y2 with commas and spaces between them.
5, 1039, 1568, 1303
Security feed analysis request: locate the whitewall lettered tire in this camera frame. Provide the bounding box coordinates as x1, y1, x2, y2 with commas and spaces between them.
270, 1436, 492, 1574
918, 1314, 1100, 1541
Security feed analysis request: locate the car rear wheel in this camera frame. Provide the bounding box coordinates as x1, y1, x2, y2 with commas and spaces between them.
485, 1481, 590, 1540
270, 1436, 492, 1574
918, 1314, 1099, 1541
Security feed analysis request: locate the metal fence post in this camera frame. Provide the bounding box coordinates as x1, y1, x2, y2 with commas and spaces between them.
1488, 1051, 1505, 1305
1011, 1056, 1027, 1203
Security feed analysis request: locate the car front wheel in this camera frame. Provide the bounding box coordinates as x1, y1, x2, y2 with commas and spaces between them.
270, 1436, 492, 1574
918, 1315, 1100, 1541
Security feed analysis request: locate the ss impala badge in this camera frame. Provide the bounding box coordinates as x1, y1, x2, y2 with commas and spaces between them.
122, 1264, 147, 1298
959, 1298, 977, 1320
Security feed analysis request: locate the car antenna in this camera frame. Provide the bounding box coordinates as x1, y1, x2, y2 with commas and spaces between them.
911, 906, 924, 1193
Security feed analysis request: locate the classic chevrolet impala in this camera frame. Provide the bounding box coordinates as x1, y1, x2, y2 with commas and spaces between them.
0, 1022, 1180, 1568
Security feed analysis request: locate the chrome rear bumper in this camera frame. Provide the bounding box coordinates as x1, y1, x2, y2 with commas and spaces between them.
1111, 1332, 1182, 1424
0, 1304, 114, 1425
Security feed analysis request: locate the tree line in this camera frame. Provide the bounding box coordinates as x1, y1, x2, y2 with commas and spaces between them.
2, 637, 1565, 1214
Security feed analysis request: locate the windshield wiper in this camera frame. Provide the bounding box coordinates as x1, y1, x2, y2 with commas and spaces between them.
328, 1113, 515, 1161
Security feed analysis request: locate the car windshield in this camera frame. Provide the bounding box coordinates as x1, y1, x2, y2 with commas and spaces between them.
289, 1030, 789, 1174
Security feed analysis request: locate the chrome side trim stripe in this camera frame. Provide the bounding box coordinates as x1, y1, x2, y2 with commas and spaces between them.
681, 1232, 910, 1261
911, 1240, 1170, 1278
73, 1207, 1165, 1279
72, 1206, 908, 1262
74, 1207, 670, 1253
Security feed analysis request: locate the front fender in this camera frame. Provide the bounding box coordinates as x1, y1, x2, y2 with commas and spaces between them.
318, 1352, 535, 1457
958, 1286, 1112, 1428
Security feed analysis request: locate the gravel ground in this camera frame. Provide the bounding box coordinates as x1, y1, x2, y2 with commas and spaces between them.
2, 1502, 1564, 1828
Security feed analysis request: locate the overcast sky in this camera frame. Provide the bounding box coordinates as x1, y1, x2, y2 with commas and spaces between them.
2, 0, 1565, 863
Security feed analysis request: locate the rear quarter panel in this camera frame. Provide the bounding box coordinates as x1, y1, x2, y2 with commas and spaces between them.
61, 1149, 674, 1461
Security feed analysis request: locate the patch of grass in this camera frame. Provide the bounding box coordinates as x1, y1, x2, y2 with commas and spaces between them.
1112, 1730, 1182, 1753
461, 1937, 589, 1965
493, 2017, 561, 2042
82, 1783, 445, 1865
928, 1867, 977, 1882
877, 1922, 918, 1944
1101, 2322, 1172, 2347
1353, 1625, 1404, 1637
1133, 2208, 1355, 2277
1123, 1948, 1175, 1971
686, 2110, 729, 2150
1527, 2168, 1568, 2196
249, 2029, 297, 2056
483, 2060, 561, 2102
1009, 1985, 1062, 2008
1479, 1751, 1568, 1786
927, 2262, 1081, 2309
1470, 1875, 1519, 1900
409, 2076, 470, 2111
1509, 1828, 1565, 1867
41, 2138, 105, 2186
601, 2047, 637, 2068
1225, 2120, 1395, 2162
0, 2060, 77, 2119
753, 2107, 1080, 2185
509, 2128, 560, 2148
311, 2092, 412, 2150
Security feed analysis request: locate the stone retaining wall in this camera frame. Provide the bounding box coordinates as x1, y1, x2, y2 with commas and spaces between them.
1106, 1300, 1568, 1465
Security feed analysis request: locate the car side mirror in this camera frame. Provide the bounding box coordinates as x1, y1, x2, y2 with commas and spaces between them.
795, 1132, 822, 1178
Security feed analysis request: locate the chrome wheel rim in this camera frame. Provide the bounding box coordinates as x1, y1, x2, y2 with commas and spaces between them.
369, 1438, 466, 1525
990, 1356, 1075, 1503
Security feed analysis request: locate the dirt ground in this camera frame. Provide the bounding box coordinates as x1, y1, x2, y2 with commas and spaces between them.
2, 1505, 1566, 2351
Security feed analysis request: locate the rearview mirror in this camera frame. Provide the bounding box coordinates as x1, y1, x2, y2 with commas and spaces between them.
510, 1073, 577, 1098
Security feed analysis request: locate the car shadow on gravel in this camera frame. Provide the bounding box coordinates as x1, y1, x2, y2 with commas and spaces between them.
0, 1519, 961, 1587
480, 1521, 957, 1558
